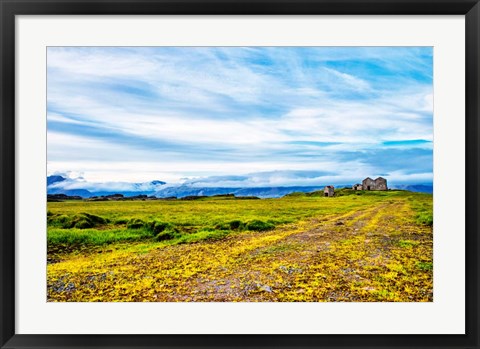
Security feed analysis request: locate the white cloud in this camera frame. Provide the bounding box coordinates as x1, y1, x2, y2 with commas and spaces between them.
324, 67, 371, 91
48, 48, 157, 78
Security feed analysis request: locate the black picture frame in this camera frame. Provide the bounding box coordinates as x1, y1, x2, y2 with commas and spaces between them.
1, 0, 479, 348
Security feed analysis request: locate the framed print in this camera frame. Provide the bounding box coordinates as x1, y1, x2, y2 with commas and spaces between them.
1, 1, 479, 349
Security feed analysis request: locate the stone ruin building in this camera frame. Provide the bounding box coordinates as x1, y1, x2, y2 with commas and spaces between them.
324, 185, 335, 197
359, 177, 388, 191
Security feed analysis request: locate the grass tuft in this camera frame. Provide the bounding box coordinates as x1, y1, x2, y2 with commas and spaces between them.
246, 220, 275, 231
155, 227, 180, 241
48, 212, 108, 229
126, 218, 145, 229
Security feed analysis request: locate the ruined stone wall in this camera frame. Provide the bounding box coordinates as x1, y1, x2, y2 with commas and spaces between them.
362, 178, 376, 190
375, 178, 388, 190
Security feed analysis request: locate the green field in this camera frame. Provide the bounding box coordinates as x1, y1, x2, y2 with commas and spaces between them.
47, 189, 433, 302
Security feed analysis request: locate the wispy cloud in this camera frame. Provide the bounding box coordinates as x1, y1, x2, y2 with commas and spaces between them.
47, 47, 433, 186
323, 67, 371, 92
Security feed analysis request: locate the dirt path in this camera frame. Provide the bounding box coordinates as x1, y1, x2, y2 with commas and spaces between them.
48, 199, 433, 302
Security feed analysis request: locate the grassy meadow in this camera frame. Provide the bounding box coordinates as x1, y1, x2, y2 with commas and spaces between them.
47, 189, 433, 302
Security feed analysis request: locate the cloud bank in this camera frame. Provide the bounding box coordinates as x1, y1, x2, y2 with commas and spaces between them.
47, 47, 433, 185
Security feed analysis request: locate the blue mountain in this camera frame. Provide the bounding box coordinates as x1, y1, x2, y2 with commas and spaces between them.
46, 175, 167, 198
154, 186, 327, 199
47, 175, 66, 186
390, 184, 433, 194
47, 188, 93, 197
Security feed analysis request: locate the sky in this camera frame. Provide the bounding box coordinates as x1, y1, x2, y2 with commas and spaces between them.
47, 47, 433, 187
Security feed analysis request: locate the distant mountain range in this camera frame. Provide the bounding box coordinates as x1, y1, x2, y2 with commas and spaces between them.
154, 184, 433, 197
46, 175, 433, 198
47, 175, 167, 198
153, 186, 326, 199
389, 184, 433, 194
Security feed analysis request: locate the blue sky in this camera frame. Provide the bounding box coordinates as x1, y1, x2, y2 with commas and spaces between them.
47, 47, 433, 187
